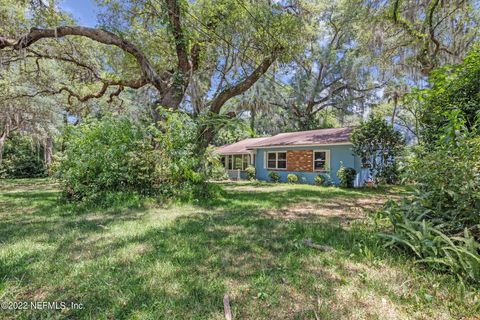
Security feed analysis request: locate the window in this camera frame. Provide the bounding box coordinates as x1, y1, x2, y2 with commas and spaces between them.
224, 154, 251, 170
243, 154, 249, 169
221, 156, 226, 168
233, 155, 243, 170
313, 151, 329, 171
267, 152, 287, 170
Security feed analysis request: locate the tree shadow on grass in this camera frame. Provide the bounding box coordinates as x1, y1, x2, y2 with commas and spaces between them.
1, 182, 419, 319
9, 210, 393, 318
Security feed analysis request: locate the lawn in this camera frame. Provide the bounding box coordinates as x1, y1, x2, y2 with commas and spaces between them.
0, 179, 478, 319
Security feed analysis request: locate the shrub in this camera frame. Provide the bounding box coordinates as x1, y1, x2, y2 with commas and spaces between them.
245, 165, 256, 180
314, 174, 325, 186
0, 134, 47, 178
54, 117, 160, 201
337, 165, 356, 188
403, 114, 480, 235
207, 148, 228, 181
351, 116, 405, 184
379, 113, 480, 283
287, 173, 298, 184
314, 174, 332, 186
268, 171, 280, 183
416, 45, 480, 144
380, 201, 480, 283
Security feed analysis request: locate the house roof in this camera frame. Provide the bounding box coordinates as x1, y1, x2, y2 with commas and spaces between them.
246, 127, 354, 148
215, 137, 270, 155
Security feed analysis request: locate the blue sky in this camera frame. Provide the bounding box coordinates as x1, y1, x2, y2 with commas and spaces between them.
59, 0, 99, 27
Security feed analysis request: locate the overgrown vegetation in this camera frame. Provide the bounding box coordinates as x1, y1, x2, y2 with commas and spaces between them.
351, 116, 405, 184
380, 48, 480, 283
336, 165, 356, 188
54, 112, 216, 204
416, 45, 480, 144
53, 117, 160, 201
381, 117, 480, 282
0, 134, 47, 178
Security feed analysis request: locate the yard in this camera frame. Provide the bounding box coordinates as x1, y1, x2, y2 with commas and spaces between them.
0, 179, 478, 319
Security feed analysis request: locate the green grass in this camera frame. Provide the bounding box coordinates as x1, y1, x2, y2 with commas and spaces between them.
0, 179, 478, 319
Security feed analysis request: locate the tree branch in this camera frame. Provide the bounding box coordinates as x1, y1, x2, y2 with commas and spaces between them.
165, 0, 190, 74
0, 26, 166, 92
5, 79, 147, 104
210, 51, 280, 114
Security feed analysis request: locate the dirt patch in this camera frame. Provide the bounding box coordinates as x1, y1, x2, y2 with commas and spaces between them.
263, 195, 388, 223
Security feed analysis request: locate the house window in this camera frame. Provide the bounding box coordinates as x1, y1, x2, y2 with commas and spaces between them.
313, 151, 329, 171
243, 154, 249, 169
233, 155, 243, 170
267, 151, 287, 170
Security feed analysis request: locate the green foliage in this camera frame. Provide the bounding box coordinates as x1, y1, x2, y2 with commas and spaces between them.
147, 109, 217, 201
213, 118, 252, 146
209, 159, 228, 181
54, 117, 160, 201
55, 113, 217, 203
287, 173, 299, 184
268, 171, 280, 183
337, 165, 356, 188
0, 134, 47, 178
314, 174, 325, 186
245, 165, 256, 180
380, 202, 480, 283
352, 116, 405, 184
404, 117, 480, 235
314, 173, 331, 186
380, 112, 480, 282
414, 45, 480, 144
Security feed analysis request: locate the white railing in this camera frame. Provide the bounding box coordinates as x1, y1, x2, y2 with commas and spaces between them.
227, 169, 242, 180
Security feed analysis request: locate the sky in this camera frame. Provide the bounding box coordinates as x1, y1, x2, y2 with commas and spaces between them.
59, 0, 99, 27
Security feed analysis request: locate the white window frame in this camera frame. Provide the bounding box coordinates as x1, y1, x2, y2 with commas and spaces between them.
224, 154, 250, 170
266, 151, 287, 170
312, 150, 330, 172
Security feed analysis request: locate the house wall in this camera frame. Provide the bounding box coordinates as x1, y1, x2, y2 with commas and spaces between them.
254, 144, 365, 186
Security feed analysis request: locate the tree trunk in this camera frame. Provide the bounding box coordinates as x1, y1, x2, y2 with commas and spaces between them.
0, 134, 5, 167
44, 137, 53, 167
250, 105, 256, 136
391, 94, 398, 125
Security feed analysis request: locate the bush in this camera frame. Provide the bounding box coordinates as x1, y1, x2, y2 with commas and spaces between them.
245, 165, 256, 180
54, 117, 160, 201
287, 173, 298, 184
268, 171, 280, 183
379, 113, 480, 283
416, 45, 480, 144
0, 134, 47, 178
207, 148, 228, 181
380, 201, 480, 283
337, 165, 356, 188
351, 116, 404, 184
314, 174, 332, 186
404, 115, 480, 235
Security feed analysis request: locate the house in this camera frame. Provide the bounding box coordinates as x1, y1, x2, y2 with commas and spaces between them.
215, 127, 368, 186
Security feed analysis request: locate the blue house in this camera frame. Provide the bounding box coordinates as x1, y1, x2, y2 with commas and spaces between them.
216, 127, 368, 186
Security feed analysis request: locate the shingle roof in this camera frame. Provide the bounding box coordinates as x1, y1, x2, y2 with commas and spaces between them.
215, 137, 270, 154
246, 127, 353, 148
